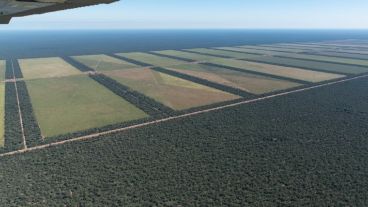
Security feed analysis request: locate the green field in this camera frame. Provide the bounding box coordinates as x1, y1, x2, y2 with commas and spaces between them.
167, 64, 301, 94
117, 52, 188, 67
188, 48, 368, 74
208, 58, 344, 82
26, 75, 148, 137
19, 57, 82, 80
0, 60, 5, 81
72, 54, 139, 71
104, 69, 239, 110
0, 83, 4, 146
219, 47, 368, 67
154, 50, 220, 61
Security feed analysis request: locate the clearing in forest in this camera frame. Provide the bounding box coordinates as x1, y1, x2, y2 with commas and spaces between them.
218, 46, 368, 67
188, 48, 368, 74
167, 64, 301, 94
154, 50, 219, 61
0, 60, 5, 81
116, 52, 188, 67
208, 58, 345, 83
25, 75, 148, 137
104, 68, 240, 110
18, 57, 82, 80
0, 83, 4, 147
72, 54, 140, 71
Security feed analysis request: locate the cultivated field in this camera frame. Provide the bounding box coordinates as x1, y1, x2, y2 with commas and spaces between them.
188, 48, 368, 74
72, 54, 139, 71
116, 52, 188, 67
154, 50, 219, 61
219, 46, 368, 67
104, 69, 239, 110
167, 64, 301, 94
25, 75, 148, 137
0, 83, 4, 147
208, 58, 345, 82
18, 57, 82, 80
0, 60, 5, 81
237, 45, 308, 53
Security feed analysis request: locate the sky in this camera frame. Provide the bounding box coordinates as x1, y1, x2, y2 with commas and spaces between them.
1, 0, 368, 29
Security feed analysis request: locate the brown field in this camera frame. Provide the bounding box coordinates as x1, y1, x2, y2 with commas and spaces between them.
18, 57, 82, 80
167, 64, 301, 94
104, 69, 240, 110
209, 58, 345, 83
72, 54, 139, 71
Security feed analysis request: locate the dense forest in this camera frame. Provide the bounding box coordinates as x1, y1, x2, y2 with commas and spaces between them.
1, 76, 367, 206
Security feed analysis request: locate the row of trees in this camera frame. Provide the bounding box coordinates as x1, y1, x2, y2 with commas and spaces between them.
16, 81, 43, 147
1, 82, 23, 153
90, 73, 175, 117
152, 67, 254, 98
62, 56, 94, 72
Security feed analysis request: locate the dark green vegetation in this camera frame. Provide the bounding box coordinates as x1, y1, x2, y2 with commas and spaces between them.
1, 82, 23, 153
62, 56, 94, 72
90, 73, 174, 117
1, 76, 368, 206
16, 81, 42, 147
5, 60, 13, 79
152, 67, 255, 98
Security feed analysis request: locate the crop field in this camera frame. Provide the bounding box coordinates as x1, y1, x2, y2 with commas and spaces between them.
237, 45, 308, 53
154, 50, 220, 61
219, 46, 368, 67
72, 54, 139, 71
208, 58, 345, 82
187, 48, 368, 75
116, 52, 189, 67
0, 60, 5, 81
0, 83, 4, 147
25, 75, 148, 137
186, 48, 257, 59
18, 57, 82, 80
104, 69, 239, 110
167, 64, 301, 94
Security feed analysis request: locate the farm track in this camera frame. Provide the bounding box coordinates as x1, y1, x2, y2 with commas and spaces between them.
1, 73, 368, 158
11, 60, 27, 150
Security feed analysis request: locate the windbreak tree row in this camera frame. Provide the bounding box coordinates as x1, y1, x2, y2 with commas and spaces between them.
1, 82, 23, 153
16, 81, 43, 147
152, 67, 255, 98
89, 73, 175, 117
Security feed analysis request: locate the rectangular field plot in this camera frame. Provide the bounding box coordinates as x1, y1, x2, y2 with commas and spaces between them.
104, 69, 239, 110
72, 54, 139, 71
19, 57, 82, 80
154, 50, 220, 61
185, 48, 253, 59
26, 75, 148, 137
208, 58, 344, 83
116, 52, 188, 67
167, 64, 301, 94
236, 45, 308, 53
189, 48, 368, 75
0, 60, 5, 81
218, 47, 368, 67
0, 83, 4, 146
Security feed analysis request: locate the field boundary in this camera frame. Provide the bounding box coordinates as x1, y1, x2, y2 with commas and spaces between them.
11, 60, 27, 150
1, 73, 368, 158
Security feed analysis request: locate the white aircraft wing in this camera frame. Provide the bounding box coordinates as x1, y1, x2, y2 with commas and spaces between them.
0, 0, 118, 24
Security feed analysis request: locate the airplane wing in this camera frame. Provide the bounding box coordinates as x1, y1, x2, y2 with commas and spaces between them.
0, 0, 119, 24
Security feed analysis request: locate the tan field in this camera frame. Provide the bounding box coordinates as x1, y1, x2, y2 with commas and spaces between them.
0, 60, 5, 81
209, 58, 345, 83
167, 64, 301, 94
104, 69, 240, 110
72, 54, 139, 71
18, 57, 82, 80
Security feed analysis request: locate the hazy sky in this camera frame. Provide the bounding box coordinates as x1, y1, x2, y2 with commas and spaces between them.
1, 0, 368, 29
